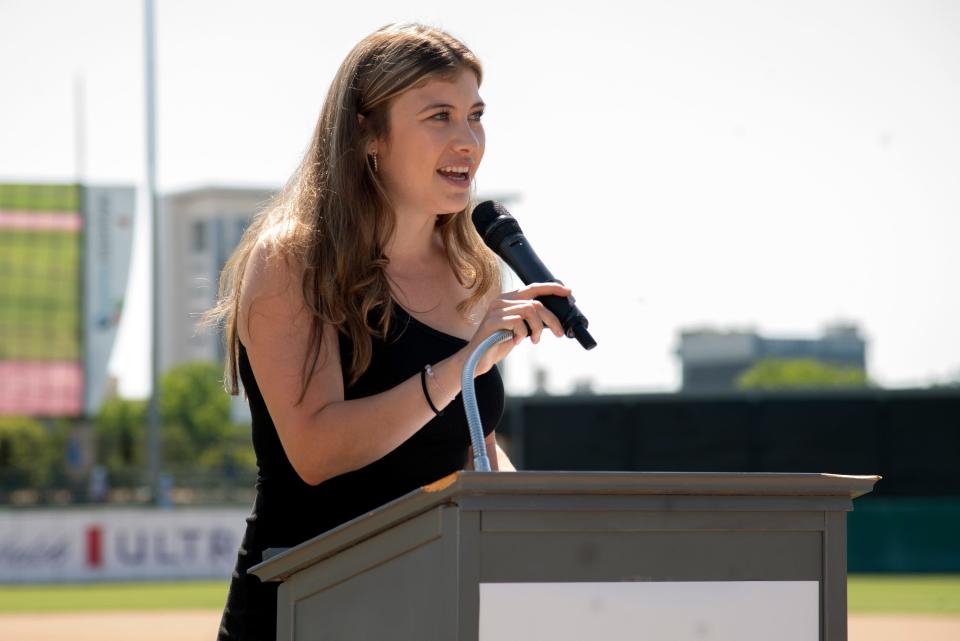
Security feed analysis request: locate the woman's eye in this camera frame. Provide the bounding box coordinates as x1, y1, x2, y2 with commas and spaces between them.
429, 110, 483, 122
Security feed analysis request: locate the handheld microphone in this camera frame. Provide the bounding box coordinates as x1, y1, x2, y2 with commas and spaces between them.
471, 200, 596, 350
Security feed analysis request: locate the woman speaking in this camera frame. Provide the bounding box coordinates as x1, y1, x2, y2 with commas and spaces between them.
207, 23, 571, 640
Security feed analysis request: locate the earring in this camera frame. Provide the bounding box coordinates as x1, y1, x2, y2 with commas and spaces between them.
370, 153, 378, 173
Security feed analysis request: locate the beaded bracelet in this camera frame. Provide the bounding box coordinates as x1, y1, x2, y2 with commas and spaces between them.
421, 364, 444, 416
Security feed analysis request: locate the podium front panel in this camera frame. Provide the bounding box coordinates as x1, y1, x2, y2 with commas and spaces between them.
274, 506, 460, 641
479, 581, 820, 641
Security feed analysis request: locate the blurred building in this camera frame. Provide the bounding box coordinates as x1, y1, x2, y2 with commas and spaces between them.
158, 185, 276, 373
676, 323, 867, 391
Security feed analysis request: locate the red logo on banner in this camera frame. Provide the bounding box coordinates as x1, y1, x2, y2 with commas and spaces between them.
85, 526, 103, 568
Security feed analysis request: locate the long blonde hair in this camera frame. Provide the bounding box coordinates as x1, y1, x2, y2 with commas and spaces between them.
205, 23, 501, 402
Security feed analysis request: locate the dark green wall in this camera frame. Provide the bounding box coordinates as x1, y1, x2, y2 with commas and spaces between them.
498, 387, 960, 571
848, 497, 960, 572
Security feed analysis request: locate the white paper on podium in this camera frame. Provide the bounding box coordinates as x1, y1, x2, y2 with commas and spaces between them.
479, 580, 819, 641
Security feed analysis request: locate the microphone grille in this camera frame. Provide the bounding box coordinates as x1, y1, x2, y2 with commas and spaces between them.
471, 200, 513, 238
471, 200, 510, 236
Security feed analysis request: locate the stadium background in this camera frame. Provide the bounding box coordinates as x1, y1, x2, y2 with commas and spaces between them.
2, 179, 958, 577
0, 178, 957, 636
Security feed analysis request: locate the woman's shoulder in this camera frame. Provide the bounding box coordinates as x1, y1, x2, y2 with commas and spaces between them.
238, 223, 309, 344
246, 228, 303, 292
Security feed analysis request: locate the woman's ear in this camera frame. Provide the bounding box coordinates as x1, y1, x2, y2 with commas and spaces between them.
357, 114, 379, 156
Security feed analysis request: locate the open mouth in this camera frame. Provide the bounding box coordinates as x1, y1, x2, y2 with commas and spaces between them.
437, 166, 470, 184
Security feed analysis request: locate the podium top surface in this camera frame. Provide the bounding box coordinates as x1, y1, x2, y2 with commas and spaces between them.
416, 470, 879, 499
250, 471, 878, 582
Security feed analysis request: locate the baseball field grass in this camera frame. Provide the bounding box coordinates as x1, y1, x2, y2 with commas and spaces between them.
0, 580, 228, 613
0, 574, 957, 614
847, 574, 960, 615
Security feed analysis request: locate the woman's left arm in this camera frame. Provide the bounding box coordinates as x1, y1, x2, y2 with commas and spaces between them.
489, 431, 517, 471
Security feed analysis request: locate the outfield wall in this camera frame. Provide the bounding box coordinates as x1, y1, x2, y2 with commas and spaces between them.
499, 388, 960, 572
0, 508, 248, 583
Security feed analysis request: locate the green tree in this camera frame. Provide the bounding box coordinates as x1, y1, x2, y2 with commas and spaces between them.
94, 397, 148, 487
95, 397, 147, 469
159, 362, 234, 461
736, 358, 870, 390
0, 416, 69, 489
94, 361, 256, 483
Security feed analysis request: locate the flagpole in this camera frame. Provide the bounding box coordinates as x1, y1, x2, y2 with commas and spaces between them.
144, 0, 161, 504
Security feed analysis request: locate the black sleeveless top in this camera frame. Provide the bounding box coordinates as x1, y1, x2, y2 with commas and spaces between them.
218, 303, 505, 641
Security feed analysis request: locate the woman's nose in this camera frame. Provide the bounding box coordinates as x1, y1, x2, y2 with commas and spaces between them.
451, 120, 482, 152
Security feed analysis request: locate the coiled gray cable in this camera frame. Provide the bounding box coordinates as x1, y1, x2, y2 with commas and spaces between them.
461, 329, 514, 472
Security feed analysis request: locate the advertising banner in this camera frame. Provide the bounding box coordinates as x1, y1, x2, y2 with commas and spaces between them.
0, 508, 248, 583
82, 185, 135, 415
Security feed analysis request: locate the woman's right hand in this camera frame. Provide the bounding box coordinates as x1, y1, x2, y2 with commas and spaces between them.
464, 282, 573, 376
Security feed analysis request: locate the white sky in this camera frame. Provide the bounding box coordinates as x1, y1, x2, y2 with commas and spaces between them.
1, 0, 958, 397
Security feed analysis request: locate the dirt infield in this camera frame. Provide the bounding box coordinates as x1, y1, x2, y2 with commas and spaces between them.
0, 610, 220, 641
0, 610, 958, 641
849, 613, 960, 639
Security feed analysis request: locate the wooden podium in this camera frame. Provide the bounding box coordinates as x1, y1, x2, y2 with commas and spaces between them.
250, 471, 877, 641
